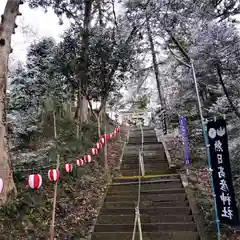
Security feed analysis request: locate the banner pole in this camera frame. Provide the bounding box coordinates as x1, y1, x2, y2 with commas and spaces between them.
191, 59, 221, 239
191, 60, 204, 126
203, 120, 221, 239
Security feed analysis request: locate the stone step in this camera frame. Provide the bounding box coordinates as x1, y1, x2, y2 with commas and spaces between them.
122, 158, 166, 162
112, 177, 181, 184
128, 140, 159, 145
124, 150, 163, 154
128, 136, 157, 139
124, 151, 163, 156
120, 164, 169, 169
131, 128, 155, 131
123, 152, 165, 157
112, 175, 180, 183
103, 200, 189, 208
121, 160, 167, 165
129, 133, 156, 137
125, 145, 163, 149
131, 126, 154, 129
119, 170, 170, 175
126, 142, 162, 146
131, 128, 155, 132
91, 231, 199, 240
129, 133, 157, 137
100, 206, 191, 215
110, 177, 182, 187
120, 163, 168, 169
143, 152, 166, 157
106, 188, 185, 196
108, 182, 183, 192
122, 155, 166, 161
122, 158, 166, 163
120, 169, 170, 176
125, 146, 163, 151
128, 138, 158, 143
105, 193, 187, 202
94, 222, 197, 232
97, 214, 194, 224
120, 166, 168, 171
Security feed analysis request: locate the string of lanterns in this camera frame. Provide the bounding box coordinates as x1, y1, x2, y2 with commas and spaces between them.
0, 127, 120, 193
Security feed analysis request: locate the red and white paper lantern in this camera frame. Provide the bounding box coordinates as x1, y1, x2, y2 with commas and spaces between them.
104, 133, 110, 140
109, 133, 113, 138
96, 142, 102, 149
115, 127, 120, 133
48, 169, 60, 182
90, 148, 98, 155
84, 155, 92, 163
76, 159, 84, 167
64, 163, 73, 173
0, 178, 3, 193
100, 137, 105, 144
28, 174, 42, 189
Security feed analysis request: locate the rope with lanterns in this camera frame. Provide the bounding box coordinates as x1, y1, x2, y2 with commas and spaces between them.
0, 127, 120, 192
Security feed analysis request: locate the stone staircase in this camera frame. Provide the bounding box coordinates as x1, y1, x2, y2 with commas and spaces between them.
91, 127, 200, 240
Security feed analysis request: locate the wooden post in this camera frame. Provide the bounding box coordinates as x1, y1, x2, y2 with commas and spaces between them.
49, 112, 60, 240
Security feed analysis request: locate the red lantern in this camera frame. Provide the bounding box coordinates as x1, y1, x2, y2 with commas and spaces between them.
84, 155, 92, 163
64, 163, 73, 173
100, 137, 105, 144
0, 178, 3, 193
96, 142, 102, 149
28, 174, 42, 189
90, 148, 98, 155
48, 169, 60, 182
115, 127, 120, 132
76, 159, 84, 166
110, 133, 113, 138
104, 133, 110, 140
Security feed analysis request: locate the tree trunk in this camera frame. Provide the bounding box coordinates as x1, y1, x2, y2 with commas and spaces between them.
87, 99, 101, 138
0, 0, 22, 203
75, 0, 93, 125
75, 83, 88, 138
216, 63, 240, 120
97, 116, 101, 138
146, 14, 167, 134
80, 96, 88, 123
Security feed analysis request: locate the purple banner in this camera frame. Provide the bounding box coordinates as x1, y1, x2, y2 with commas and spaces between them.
179, 115, 190, 165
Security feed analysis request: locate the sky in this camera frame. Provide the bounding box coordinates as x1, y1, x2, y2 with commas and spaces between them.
0, 1, 70, 65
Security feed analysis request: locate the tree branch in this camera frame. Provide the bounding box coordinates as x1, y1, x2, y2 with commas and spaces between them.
87, 97, 98, 120
108, 25, 138, 80
99, 95, 108, 114
167, 44, 191, 68
111, 0, 118, 30
57, 5, 78, 20
216, 63, 240, 120
165, 29, 191, 62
